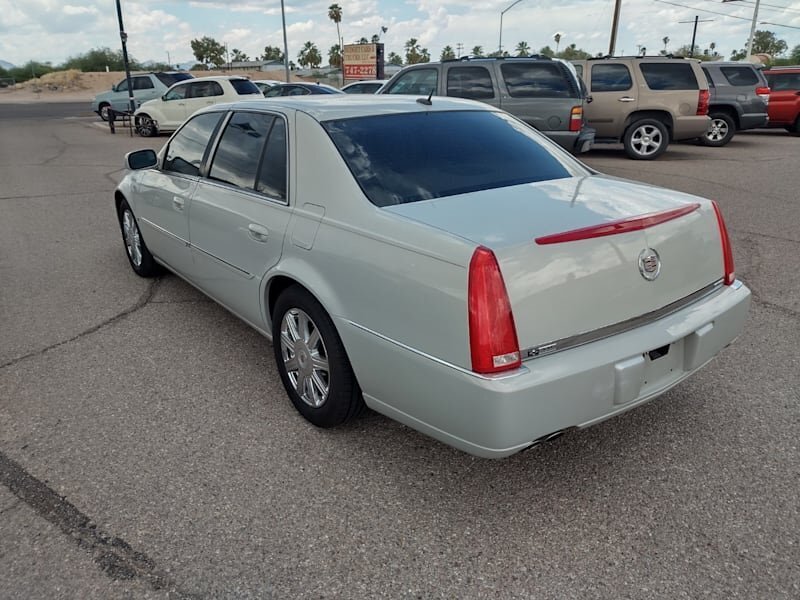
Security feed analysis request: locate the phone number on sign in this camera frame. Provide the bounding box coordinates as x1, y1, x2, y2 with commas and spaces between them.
344, 65, 377, 78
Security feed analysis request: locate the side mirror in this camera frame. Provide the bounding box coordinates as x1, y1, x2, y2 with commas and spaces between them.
111, 84, 118, 92
125, 149, 158, 170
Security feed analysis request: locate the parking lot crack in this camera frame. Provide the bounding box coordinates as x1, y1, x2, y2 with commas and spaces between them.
0, 451, 198, 598
0, 278, 160, 371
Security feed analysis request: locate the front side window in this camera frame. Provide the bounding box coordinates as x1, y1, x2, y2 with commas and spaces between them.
385, 69, 438, 95
765, 73, 800, 91
323, 110, 583, 207
286, 86, 310, 96
720, 66, 759, 87
163, 112, 223, 177
164, 84, 188, 101
501, 63, 574, 98
209, 112, 275, 190
447, 66, 494, 99
115, 79, 128, 92
640, 63, 698, 90
590, 64, 632, 92
133, 77, 155, 90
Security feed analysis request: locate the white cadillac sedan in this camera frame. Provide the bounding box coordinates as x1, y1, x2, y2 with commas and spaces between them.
115, 96, 750, 458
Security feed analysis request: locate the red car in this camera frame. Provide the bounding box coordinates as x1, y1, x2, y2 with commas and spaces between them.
764, 67, 800, 134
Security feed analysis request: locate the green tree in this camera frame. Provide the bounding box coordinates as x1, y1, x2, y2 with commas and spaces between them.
515, 41, 530, 57
328, 44, 342, 68
61, 47, 141, 72
539, 45, 555, 57
371, 34, 380, 44
261, 46, 284, 61
190, 36, 225, 68
440, 45, 456, 60
230, 49, 249, 62
387, 52, 403, 65
404, 38, 430, 64
328, 3, 343, 51
358, 37, 369, 44
553, 33, 562, 53
471, 45, 484, 57
731, 30, 788, 59
792, 44, 800, 63
558, 43, 592, 60
298, 41, 322, 68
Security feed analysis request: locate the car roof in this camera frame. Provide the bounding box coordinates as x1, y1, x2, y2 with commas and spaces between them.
202, 94, 494, 122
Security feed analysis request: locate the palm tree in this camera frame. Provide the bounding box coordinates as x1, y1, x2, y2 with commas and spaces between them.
662, 36, 670, 53
554, 33, 562, 54
709, 41, 717, 56
472, 45, 484, 57
441, 45, 456, 60
298, 41, 322, 68
515, 41, 530, 57
328, 44, 342, 68
328, 4, 343, 83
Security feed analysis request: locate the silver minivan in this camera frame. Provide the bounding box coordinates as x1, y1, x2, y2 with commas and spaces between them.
379, 57, 595, 154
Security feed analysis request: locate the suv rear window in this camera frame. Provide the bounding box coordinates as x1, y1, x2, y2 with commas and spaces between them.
155, 72, 193, 87
230, 79, 261, 95
323, 111, 581, 207
640, 62, 698, 90
501, 63, 574, 97
720, 66, 759, 86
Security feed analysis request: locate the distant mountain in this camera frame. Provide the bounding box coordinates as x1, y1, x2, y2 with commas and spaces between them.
0, 60, 15, 70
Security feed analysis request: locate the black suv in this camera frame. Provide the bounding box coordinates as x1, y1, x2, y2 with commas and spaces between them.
379, 56, 594, 154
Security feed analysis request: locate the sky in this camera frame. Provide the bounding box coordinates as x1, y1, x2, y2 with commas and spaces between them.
1, 0, 799, 68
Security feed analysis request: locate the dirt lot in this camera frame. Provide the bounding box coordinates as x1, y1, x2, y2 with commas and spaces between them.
0, 69, 304, 103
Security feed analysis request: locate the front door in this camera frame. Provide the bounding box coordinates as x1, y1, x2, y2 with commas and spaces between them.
585, 62, 637, 139
766, 72, 800, 125
158, 82, 192, 129
189, 110, 292, 329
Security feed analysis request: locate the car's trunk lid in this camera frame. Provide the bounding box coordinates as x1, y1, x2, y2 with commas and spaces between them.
384, 175, 725, 353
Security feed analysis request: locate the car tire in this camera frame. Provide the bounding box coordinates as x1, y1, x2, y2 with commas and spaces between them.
623, 118, 669, 160
790, 116, 800, 136
99, 103, 111, 122
700, 112, 736, 147
272, 286, 364, 428
135, 114, 158, 137
117, 199, 160, 277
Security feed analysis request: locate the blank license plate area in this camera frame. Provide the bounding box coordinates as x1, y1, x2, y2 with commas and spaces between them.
640, 339, 684, 396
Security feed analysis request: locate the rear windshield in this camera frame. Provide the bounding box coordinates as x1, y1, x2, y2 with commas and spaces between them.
720, 66, 759, 86
640, 63, 698, 90
323, 110, 582, 207
230, 79, 262, 95
155, 72, 193, 87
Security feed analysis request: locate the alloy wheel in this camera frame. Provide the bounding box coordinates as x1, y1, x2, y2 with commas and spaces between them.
122, 209, 143, 267
630, 124, 663, 157
280, 308, 330, 408
706, 118, 729, 143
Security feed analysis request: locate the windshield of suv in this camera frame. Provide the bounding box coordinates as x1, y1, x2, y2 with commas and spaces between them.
323, 110, 585, 207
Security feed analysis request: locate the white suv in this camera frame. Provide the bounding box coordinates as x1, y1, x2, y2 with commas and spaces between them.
134, 76, 261, 137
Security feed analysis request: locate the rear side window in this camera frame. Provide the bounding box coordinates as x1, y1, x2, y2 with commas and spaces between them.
155, 72, 193, 87
188, 81, 224, 98
209, 112, 276, 189
640, 63, 698, 90
385, 69, 438, 95
765, 73, 800, 91
446, 66, 494, 99
133, 77, 154, 90
590, 64, 632, 92
701, 67, 715, 88
286, 86, 310, 96
230, 79, 261, 95
323, 111, 581, 207
720, 66, 759, 86
501, 63, 574, 97
256, 118, 287, 200
164, 112, 223, 177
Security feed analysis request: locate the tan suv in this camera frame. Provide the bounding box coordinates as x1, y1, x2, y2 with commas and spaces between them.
572, 57, 710, 159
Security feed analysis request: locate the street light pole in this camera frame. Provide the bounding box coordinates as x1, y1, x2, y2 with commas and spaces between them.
498, 0, 525, 55
115, 0, 135, 114
280, 0, 290, 82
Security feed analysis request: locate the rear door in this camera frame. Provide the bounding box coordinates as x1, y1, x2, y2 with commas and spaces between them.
498, 61, 578, 133
585, 62, 637, 139
189, 110, 292, 328
765, 72, 800, 125
131, 75, 158, 105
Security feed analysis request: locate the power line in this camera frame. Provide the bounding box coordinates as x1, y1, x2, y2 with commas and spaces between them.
736, 0, 800, 13
653, 0, 753, 20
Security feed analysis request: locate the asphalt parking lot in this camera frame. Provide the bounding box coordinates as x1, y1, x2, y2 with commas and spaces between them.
1, 103, 798, 599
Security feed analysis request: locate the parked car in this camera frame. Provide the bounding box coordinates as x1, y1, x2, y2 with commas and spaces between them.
699, 62, 770, 146
263, 82, 344, 96
341, 80, 388, 94
114, 95, 750, 458
253, 79, 283, 94
91, 72, 193, 121
763, 66, 800, 134
571, 56, 710, 159
133, 76, 261, 137
379, 56, 595, 154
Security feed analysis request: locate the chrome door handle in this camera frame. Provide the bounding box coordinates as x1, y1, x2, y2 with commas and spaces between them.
248, 223, 269, 242
172, 196, 185, 211
618, 97, 635, 102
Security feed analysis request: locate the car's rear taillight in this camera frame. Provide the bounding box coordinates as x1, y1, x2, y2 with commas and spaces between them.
569, 106, 583, 132
468, 246, 521, 374
755, 86, 771, 103
711, 201, 735, 286
697, 89, 710, 116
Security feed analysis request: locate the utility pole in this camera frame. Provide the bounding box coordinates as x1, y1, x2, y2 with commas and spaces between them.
280, 0, 290, 82
499, 0, 525, 54
608, 0, 622, 55
456, 42, 464, 58
115, 0, 135, 114
679, 16, 714, 57
723, 0, 761, 59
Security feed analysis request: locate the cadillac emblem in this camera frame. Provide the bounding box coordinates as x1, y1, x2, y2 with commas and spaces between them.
638, 248, 661, 281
